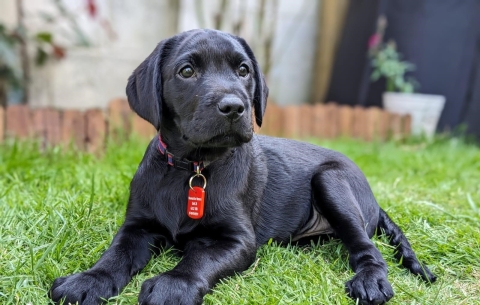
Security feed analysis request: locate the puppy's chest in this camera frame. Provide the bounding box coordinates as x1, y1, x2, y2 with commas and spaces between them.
152, 167, 249, 238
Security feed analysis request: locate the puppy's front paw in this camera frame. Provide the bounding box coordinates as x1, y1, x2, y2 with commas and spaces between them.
138, 273, 206, 305
50, 271, 118, 305
345, 268, 394, 305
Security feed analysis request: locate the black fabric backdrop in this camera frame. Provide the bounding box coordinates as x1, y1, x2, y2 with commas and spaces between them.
326, 0, 480, 139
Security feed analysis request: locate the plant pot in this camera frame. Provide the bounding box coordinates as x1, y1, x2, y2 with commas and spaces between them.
382, 92, 446, 137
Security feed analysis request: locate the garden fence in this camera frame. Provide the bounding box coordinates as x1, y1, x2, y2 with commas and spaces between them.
0, 98, 411, 153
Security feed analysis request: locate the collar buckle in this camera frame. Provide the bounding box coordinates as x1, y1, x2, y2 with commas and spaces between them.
157, 134, 205, 173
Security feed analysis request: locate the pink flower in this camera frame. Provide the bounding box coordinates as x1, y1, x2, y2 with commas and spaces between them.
368, 34, 381, 50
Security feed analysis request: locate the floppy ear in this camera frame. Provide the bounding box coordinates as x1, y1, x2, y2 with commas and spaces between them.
235, 37, 269, 127
126, 41, 166, 131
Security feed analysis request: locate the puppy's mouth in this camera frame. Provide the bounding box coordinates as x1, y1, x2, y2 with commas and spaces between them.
184, 132, 252, 148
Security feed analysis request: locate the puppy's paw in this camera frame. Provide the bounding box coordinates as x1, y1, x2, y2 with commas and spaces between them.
406, 260, 437, 283
138, 273, 206, 305
49, 271, 119, 305
345, 268, 394, 305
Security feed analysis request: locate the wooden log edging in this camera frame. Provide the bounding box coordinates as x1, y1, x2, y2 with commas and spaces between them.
0, 106, 4, 143
0, 99, 410, 152
62, 109, 86, 150
259, 102, 411, 141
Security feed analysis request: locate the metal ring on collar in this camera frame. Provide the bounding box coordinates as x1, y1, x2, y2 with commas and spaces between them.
189, 174, 207, 190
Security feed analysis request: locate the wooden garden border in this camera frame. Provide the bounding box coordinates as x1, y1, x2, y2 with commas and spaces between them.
259, 102, 411, 141
0, 99, 411, 152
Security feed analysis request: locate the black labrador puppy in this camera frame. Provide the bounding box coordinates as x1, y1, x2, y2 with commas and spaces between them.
50, 29, 436, 305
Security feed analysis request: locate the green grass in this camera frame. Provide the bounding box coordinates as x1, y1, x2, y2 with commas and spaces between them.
1, 136, 479, 305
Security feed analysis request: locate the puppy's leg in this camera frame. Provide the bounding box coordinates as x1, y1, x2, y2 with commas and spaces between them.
138, 226, 257, 305
50, 223, 155, 305
312, 169, 394, 305
378, 208, 437, 282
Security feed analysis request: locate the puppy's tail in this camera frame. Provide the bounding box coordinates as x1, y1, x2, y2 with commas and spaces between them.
377, 208, 437, 283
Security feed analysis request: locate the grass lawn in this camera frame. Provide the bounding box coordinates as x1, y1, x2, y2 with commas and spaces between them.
1, 136, 479, 305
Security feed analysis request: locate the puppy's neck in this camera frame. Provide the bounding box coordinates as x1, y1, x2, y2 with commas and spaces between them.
159, 127, 233, 163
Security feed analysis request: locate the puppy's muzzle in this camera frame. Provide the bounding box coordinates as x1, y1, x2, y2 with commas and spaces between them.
217, 97, 245, 121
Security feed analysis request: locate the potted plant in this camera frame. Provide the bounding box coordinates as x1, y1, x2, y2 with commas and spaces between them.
368, 16, 445, 137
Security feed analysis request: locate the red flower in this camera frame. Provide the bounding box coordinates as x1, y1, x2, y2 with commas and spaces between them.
87, 0, 97, 18
52, 44, 66, 59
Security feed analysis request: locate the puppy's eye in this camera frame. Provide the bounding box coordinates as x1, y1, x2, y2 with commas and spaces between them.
238, 65, 249, 77
180, 66, 194, 78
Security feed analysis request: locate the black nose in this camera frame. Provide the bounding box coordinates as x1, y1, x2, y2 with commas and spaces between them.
217, 98, 245, 120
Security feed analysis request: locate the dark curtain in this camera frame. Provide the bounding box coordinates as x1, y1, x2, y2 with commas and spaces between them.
326, 0, 480, 139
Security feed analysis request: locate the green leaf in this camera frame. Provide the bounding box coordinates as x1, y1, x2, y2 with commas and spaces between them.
371, 70, 381, 81
35, 46, 49, 66
368, 40, 419, 92
36, 32, 53, 44
403, 83, 414, 93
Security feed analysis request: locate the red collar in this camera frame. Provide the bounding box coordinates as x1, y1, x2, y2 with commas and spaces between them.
157, 134, 205, 173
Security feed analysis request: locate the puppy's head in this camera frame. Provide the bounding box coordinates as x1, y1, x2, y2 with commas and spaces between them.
126, 29, 268, 151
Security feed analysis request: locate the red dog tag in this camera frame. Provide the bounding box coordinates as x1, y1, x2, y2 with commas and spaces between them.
187, 186, 205, 219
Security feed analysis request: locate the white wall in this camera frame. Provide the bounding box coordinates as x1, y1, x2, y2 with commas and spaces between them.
1, 0, 178, 109
179, 0, 320, 106
0, 0, 320, 109
269, 1, 319, 105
